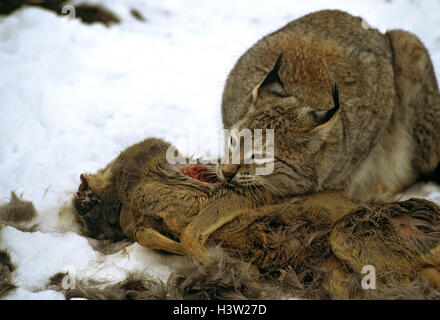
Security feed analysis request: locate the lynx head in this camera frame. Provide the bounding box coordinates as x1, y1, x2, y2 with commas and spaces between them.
217, 54, 342, 197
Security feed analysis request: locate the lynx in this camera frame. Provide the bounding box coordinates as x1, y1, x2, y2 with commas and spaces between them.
220, 10, 440, 202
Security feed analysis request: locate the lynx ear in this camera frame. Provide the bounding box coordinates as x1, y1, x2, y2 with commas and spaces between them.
252, 53, 285, 102
310, 84, 340, 133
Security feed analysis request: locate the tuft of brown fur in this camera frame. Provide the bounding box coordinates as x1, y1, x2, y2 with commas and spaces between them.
166, 247, 268, 300
48, 271, 169, 300
0, 192, 38, 231
0, 250, 16, 299
47, 245, 440, 300
0, 192, 38, 298
130, 8, 146, 22
48, 248, 273, 300
86, 239, 133, 255
0, 0, 120, 27
73, 3, 120, 27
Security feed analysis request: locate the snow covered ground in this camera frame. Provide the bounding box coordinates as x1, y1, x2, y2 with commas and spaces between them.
1, 0, 440, 299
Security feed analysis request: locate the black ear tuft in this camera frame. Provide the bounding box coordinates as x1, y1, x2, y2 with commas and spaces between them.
332, 83, 340, 111
321, 83, 340, 123
311, 84, 341, 127
260, 53, 284, 89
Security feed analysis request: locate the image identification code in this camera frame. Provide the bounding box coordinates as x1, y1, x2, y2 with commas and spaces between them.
172, 304, 267, 317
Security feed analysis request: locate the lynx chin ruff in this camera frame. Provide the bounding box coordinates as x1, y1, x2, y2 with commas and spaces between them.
220, 10, 440, 202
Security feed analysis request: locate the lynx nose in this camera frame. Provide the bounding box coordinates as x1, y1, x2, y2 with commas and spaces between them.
221, 164, 239, 181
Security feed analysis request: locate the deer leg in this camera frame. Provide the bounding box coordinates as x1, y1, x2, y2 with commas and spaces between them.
136, 227, 188, 256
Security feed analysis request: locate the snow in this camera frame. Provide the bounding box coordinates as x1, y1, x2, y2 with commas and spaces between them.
1, 0, 440, 299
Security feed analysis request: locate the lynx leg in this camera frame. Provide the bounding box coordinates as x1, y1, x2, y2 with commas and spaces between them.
387, 30, 440, 176
136, 227, 188, 256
